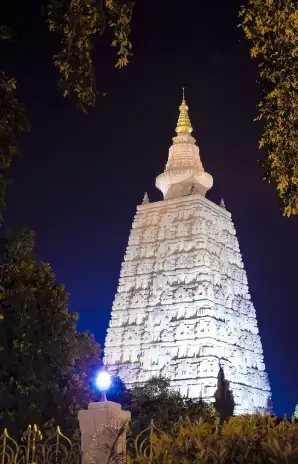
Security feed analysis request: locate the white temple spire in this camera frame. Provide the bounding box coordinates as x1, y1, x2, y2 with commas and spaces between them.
175, 89, 193, 134
155, 94, 213, 200
105, 94, 271, 415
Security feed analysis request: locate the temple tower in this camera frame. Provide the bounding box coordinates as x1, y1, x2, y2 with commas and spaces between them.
104, 95, 271, 414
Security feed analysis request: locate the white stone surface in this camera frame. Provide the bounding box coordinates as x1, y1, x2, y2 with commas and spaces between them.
79, 402, 131, 464
156, 132, 213, 199
104, 195, 270, 414
104, 98, 271, 414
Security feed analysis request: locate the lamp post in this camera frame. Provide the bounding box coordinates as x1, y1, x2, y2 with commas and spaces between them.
79, 369, 131, 464
95, 370, 111, 402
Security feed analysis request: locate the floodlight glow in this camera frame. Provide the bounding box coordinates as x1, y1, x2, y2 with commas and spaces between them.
95, 371, 111, 391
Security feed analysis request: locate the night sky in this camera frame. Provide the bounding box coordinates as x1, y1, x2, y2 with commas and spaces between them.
2, 0, 298, 416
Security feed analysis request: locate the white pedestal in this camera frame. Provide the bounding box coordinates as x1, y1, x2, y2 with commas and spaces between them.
79, 401, 131, 464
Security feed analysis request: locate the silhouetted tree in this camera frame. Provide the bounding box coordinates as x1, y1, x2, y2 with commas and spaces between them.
107, 375, 129, 404
266, 395, 274, 415
214, 367, 235, 422
0, 227, 101, 437
126, 376, 216, 436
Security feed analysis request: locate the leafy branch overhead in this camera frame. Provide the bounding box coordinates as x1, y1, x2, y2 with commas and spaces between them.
0, 30, 29, 222
239, 0, 298, 216
0, 0, 134, 220
47, 0, 134, 112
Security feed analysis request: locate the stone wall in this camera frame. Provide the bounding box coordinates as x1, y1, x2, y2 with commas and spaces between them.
104, 193, 271, 414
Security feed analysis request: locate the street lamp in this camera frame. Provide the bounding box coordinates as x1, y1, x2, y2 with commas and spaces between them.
95, 370, 111, 402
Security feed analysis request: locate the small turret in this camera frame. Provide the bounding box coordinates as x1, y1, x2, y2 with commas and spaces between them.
220, 198, 226, 209
142, 192, 149, 204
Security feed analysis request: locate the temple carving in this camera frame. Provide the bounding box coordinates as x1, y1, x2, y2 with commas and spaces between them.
104, 95, 271, 414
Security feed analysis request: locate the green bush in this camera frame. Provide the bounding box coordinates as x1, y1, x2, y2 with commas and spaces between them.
127, 414, 298, 463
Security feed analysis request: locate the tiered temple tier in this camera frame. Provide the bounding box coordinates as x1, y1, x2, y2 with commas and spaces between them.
104, 194, 271, 414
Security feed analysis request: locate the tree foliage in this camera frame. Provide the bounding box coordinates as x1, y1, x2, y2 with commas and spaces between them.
239, 0, 298, 216
0, 0, 134, 216
127, 414, 298, 463
294, 404, 298, 420
106, 374, 128, 404
0, 32, 29, 222
123, 376, 217, 438
0, 227, 100, 437
214, 367, 235, 422
47, 0, 134, 111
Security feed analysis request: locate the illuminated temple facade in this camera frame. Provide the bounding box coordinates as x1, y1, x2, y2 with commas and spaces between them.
104, 96, 271, 414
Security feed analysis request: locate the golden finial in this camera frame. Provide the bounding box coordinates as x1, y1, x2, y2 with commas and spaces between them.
176, 88, 193, 134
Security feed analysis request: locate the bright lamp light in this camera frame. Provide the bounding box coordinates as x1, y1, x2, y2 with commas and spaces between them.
95, 371, 111, 391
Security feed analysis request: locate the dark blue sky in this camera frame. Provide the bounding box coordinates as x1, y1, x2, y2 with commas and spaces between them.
2, 0, 298, 416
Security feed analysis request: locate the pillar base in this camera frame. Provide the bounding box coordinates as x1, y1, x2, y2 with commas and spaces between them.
79, 401, 131, 464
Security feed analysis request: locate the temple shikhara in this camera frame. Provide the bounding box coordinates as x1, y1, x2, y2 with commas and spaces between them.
104, 95, 271, 414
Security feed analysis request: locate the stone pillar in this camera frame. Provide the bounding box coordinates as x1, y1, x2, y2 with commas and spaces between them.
78, 401, 131, 464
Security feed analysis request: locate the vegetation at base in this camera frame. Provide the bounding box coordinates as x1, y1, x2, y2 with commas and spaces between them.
214, 366, 235, 423
239, 0, 298, 216
0, 227, 100, 437
109, 376, 217, 440
127, 414, 298, 463
107, 373, 236, 433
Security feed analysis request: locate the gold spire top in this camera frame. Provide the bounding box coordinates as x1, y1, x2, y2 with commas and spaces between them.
175, 88, 193, 134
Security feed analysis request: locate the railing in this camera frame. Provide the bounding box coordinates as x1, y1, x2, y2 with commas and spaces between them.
3, 415, 298, 464
0, 425, 81, 464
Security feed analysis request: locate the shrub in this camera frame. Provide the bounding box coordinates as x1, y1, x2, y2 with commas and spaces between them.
127, 414, 298, 463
